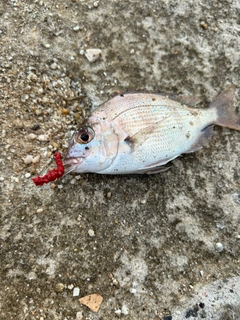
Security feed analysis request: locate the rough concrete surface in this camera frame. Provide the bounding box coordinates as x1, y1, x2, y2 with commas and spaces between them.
0, 0, 240, 319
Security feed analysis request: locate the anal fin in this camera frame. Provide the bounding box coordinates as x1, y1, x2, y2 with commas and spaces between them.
184, 125, 213, 153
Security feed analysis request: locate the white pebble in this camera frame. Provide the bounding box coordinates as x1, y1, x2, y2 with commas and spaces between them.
70, 178, 76, 184
25, 173, 31, 178
35, 109, 42, 116
114, 309, 121, 317
76, 311, 83, 320
68, 284, 74, 290
23, 155, 33, 164
37, 208, 43, 213
32, 155, 41, 163
51, 62, 58, 70
28, 133, 37, 140
88, 229, 95, 237
215, 242, 223, 252
37, 134, 49, 141
130, 288, 137, 294
73, 287, 80, 297
112, 278, 119, 286
0, 177, 4, 181
73, 25, 80, 31
85, 48, 102, 62
121, 305, 129, 315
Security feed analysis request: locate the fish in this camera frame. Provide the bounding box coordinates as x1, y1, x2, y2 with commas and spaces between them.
65, 86, 240, 174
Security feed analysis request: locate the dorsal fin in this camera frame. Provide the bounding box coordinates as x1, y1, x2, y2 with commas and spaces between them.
159, 93, 202, 107
115, 90, 202, 108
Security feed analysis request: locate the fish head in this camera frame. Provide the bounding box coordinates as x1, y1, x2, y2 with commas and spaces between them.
65, 116, 119, 173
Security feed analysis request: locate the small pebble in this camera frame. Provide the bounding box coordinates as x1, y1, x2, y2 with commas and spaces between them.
112, 278, 119, 286
73, 25, 80, 31
28, 133, 37, 140
85, 48, 102, 62
51, 62, 58, 70
68, 284, 74, 290
37, 134, 49, 141
73, 287, 80, 297
115, 309, 121, 317
88, 229, 95, 237
107, 191, 112, 199
200, 21, 208, 29
25, 172, 31, 178
55, 283, 65, 293
0, 177, 4, 181
36, 208, 43, 213
32, 155, 41, 163
31, 124, 40, 131
23, 155, 33, 164
75, 311, 83, 320
35, 109, 42, 116
215, 242, 223, 252
130, 288, 137, 294
121, 305, 129, 315
2, 129, 6, 138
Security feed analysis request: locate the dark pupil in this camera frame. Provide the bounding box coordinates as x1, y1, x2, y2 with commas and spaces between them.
80, 132, 89, 142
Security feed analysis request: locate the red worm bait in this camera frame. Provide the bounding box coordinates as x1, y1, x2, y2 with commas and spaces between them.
32, 152, 64, 186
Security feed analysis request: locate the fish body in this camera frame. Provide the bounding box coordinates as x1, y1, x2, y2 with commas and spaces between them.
65, 86, 239, 174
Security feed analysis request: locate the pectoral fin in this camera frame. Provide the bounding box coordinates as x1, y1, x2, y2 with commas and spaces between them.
124, 123, 157, 150
124, 117, 169, 151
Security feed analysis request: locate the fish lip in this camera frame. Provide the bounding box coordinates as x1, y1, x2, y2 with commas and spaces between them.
64, 156, 83, 167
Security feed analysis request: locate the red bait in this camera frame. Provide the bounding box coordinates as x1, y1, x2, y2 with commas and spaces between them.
32, 152, 64, 186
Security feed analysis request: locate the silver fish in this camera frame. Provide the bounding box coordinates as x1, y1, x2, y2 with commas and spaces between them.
65, 86, 239, 174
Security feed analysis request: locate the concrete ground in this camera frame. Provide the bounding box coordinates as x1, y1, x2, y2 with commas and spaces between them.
0, 0, 240, 319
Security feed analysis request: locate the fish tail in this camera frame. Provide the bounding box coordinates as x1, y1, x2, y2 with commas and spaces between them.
210, 85, 240, 131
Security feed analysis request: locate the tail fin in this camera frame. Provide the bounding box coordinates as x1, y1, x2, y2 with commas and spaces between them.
210, 85, 240, 131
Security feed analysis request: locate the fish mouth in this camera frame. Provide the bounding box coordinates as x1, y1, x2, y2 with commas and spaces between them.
64, 156, 84, 174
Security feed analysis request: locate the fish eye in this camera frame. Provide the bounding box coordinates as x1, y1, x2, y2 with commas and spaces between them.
75, 126, 95, 144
